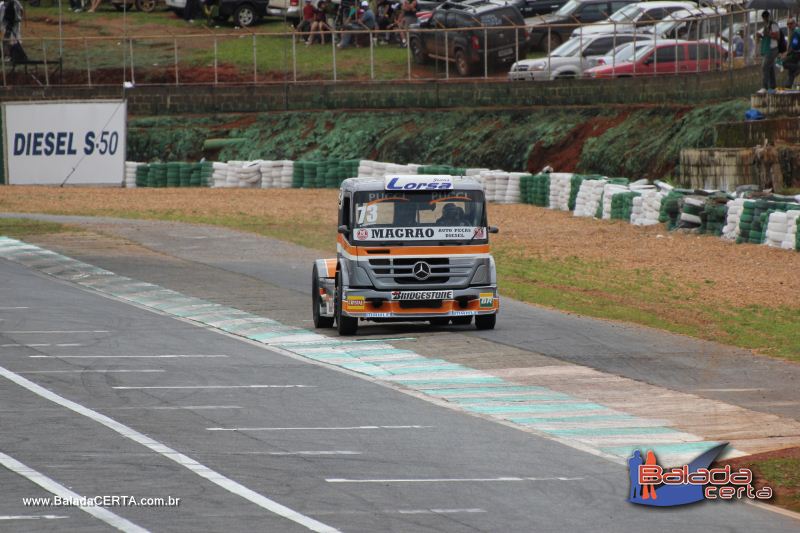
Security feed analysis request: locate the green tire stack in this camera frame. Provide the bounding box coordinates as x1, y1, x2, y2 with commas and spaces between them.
748, 200, 771, 244
165, 162, 180, 188
135, 164, 149, 188
519, 174, 533, 204
736, 200, 755, 243
178, 163, 192, 187
292, 161, 305, 188
658, 191, 684, 230
199, 161, 213, 187
702, 201, 728, 236
530, 173, 550, 207
796, 215, 800, 250
611, 191, 641, 221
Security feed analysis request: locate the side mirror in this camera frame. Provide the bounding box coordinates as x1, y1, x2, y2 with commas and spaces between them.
488, 226, 499, 234
337, 225, 349, 234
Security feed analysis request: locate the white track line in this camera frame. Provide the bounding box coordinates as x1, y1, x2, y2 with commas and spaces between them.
326, 477, 584, 483
112, 385, 312, 390
269, 451, 362, 456
29, 355, 228, 359
0, 307, 29, 310
0, 451, 146, 532
18, 370, 165, 374
0, 365, 339, 533
2, 330, 110, 334
0, 515, 69, 520
208, 425, 432, 432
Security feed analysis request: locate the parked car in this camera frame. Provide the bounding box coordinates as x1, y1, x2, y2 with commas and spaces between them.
111, 0, 160, 13
166, 0, 271, 26
419, 0, 566, 18
584, 39, 727, 77
642, 7, 727, 41
509, 32, 635, 80
585, 39, 651, 68
525, 0, 638, 51
410, 0, 527, 77
569, 1, 696, 38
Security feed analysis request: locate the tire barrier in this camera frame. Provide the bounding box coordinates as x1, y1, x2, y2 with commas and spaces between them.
131, 161, 213, 188
124, 159, 800, 251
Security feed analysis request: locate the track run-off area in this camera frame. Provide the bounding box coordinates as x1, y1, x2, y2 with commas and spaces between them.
0, 216, 798, 532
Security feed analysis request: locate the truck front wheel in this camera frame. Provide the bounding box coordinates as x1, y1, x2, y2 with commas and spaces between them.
475, 314, 496, 330
335, 274, 358, 336
312, 265, 334, 328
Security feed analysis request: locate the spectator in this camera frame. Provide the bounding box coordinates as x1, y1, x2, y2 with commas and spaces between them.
398, 0, 416, 47
87, 0, 102, 13
297, 0, 315, 40
184, 0, 199, 23
783, 18, 800, 88
757, 10, 780, 93
0, 0, 23, 59
338, 0, 375, 49
377, 0, 398, 43
308, 0, 331, 45
69, 0, 83, 13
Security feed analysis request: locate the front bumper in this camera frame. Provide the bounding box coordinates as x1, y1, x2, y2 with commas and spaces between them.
340, 286, 499, 320
508, 69, 547, 81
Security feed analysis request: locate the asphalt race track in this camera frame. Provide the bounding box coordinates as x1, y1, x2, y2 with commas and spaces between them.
0, 215, 798, 532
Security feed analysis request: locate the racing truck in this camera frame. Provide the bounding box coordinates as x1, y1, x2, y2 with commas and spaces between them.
311, 174, 499, 335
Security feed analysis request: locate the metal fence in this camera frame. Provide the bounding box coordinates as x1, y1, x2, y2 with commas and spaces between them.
2, 9, 772, 87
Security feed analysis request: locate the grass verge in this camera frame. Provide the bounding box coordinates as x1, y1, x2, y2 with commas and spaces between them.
719, 447, 800, 514
0, 218, 74, 238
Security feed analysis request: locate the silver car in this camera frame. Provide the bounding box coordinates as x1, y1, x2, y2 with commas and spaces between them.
509, 33, 635, 80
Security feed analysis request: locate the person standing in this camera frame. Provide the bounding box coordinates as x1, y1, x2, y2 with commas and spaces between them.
757, 10, 780, 93
0, 0, 23, 59
783, 18, 800, 89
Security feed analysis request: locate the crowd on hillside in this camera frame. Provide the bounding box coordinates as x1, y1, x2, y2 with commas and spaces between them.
295, 0, 419, 48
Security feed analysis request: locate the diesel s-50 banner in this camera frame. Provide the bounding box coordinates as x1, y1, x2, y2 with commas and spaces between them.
2, 100, 127, 186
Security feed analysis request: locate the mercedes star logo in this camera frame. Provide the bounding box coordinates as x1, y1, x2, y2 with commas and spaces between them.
412, 261, 431, 280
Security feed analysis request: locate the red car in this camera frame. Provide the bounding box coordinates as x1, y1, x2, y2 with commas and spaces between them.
584, 40, 727, 78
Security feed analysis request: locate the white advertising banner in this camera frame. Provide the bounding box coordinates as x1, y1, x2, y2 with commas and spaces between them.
2, 100, 127, 185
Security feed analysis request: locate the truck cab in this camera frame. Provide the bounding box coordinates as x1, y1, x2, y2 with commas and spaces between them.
312, 175, 499, 335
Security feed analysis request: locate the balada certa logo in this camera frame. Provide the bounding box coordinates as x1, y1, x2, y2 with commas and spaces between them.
628, 443, 772, 507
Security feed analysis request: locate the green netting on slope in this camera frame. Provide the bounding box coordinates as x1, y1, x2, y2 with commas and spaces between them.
610, 191, 641, 221
417, 165, 467, 176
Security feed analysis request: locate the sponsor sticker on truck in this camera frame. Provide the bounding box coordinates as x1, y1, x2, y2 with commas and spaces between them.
384, 175, 453, 191
391, 290, 454, 300
479, 292, 494, 308
353, 226, 485, 241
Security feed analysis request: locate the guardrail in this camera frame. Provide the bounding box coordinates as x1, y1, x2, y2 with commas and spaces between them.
1, 9, 767, 86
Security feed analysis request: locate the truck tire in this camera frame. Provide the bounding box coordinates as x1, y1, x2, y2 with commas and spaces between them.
455, 49, 473, 77
451, 316, 472, 326
410, 37, 429, 65
335, 274, 358, 336
475, 313, 496, 330
234, 4, 257, 27
312, 265, 334, 328
135, 0, 157, 12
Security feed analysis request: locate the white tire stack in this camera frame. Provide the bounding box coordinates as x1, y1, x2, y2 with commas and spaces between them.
765, 211, 789, 248
548, 173, 572, 211
211, 162, 228, 188
238, 160, 262, 188
632, 189, 665, 226
782, 211, 800, 250
722, 198, 745, 240
124, 161, 140, 188
259, 160, 274, 189
574, 179, 607, 217
479, 170, 499, 203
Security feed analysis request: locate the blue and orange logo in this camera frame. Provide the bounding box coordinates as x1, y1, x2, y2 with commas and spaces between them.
627, 443, 772, 507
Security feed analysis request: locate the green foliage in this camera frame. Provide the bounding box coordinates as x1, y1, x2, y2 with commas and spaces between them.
127, 100, 750, 178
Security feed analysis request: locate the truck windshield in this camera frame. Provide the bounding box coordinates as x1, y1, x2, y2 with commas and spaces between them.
352, 190, 486, 244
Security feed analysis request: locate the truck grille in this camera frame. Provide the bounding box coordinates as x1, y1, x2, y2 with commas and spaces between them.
369, 257, 451, 285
